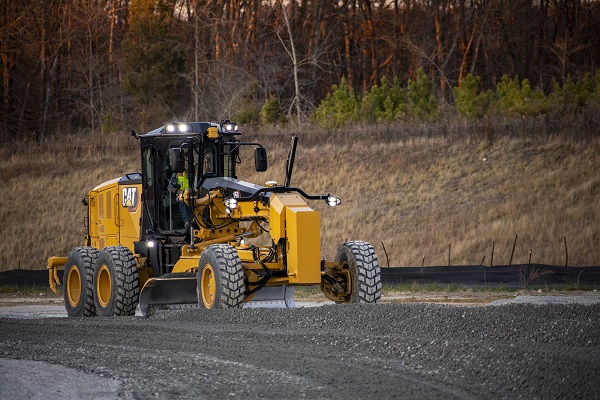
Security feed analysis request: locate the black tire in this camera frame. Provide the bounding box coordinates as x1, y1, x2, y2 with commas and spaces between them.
197, 244, 245, 309
93, 246, 140, 316
63, 247, 99, 317
335, 241, 382, 303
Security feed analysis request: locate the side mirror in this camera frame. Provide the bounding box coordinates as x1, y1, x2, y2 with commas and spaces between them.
254, 147, 268, 172
169, 148, 185, 173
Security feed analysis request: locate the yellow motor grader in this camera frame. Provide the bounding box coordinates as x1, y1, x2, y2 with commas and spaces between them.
47, 121, 381, 317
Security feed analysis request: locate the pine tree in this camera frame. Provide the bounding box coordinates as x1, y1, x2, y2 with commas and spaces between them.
315, 77, 358, 128
260, 96, 287, 125
361, 77, 407, 123
453, 74, 490, 119
493, 75, 546, 116
407, 68, 437, 119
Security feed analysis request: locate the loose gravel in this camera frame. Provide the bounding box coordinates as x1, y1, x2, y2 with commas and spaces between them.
1, 301, 599, 399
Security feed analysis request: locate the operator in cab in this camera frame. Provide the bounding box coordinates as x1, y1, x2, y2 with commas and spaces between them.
168, 165, 190, 225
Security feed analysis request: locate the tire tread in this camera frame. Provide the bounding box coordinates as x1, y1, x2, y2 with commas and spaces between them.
340, 241, 382, 303
199, 244, 245, 309
95, 246, 139, 316
64, 246, 98, 317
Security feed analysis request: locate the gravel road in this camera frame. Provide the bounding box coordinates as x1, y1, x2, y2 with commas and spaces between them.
1, 300, 599, 399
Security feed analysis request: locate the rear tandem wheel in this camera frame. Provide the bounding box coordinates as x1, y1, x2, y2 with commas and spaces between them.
93, 246, 140, 316
63, 247, 99, 317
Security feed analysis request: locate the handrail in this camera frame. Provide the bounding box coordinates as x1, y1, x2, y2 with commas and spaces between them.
234, 186, 330, 202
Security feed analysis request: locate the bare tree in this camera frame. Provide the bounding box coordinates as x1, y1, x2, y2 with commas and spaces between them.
277, 0, 302, 123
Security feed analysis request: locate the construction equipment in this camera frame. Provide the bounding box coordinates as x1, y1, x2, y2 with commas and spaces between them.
48, 121, 381, 317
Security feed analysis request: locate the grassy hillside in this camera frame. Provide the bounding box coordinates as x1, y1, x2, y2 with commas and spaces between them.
1, 111, 599, 272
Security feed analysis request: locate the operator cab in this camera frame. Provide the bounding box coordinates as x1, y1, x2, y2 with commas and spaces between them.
138, 122, 241, 237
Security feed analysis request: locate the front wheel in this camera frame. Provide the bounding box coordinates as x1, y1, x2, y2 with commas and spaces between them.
93, 246, 140, 316
197, 244, 245, 309
324, 241, 382, 303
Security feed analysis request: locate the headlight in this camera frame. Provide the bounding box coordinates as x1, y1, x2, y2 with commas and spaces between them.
326, 196, 341, 207
224, 197, 238, 210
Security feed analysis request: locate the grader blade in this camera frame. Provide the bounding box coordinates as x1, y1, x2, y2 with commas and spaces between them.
244, 286, 295, 308
138, 277, 198, 317
138, 278, 296, 317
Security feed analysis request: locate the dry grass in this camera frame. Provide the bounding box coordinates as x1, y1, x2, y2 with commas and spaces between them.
0, 113, 599, 271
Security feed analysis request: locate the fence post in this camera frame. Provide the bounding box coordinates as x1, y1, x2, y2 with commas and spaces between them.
381, 242, 390, 268
509, 235, 518, 266
564, 236, 568, 267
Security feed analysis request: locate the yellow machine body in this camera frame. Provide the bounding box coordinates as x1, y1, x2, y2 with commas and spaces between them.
269, 194, 321, 284
87, 178, 142, 251
47, 122, 381, 317
170, 192, 321, 285
48, 178, 323, 294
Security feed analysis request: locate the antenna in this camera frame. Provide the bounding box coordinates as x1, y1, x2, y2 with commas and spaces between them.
284, 136, 298, 187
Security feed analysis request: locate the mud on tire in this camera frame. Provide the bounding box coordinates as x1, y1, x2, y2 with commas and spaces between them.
197, 244, 245, 309
94, 246, 140, 316
335, 241, 382, 303
63, 247, 99, 317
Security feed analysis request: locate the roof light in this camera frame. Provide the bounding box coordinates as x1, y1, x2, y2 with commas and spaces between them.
165, 123, 192, 133
220, 120, 239, 133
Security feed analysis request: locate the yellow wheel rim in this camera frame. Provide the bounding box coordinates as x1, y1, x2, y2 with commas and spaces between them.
340, 262, 352, 299
66, 266, 81, 307
96, 264, 112, 308
201, 264, 216, 308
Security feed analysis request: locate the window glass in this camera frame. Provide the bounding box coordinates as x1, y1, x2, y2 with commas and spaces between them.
160, 140, 188, 232
203, 143, 216, 176
223, 144, 236, 178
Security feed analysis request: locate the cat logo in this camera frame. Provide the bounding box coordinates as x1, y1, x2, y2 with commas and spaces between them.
122, 187, 139, 212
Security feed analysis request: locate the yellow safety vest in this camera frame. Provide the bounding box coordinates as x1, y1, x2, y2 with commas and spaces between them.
177, 172, 189, 190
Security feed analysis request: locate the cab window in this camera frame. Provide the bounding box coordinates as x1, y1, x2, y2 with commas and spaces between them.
203, 144, 215, 175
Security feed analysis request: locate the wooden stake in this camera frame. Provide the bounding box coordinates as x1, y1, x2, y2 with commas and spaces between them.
509, 234, 518, 266
564, 236, 568, 267
381, 242, 390, 268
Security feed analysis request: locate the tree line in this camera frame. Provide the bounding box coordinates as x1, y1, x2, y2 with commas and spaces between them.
314, 68, 600, 128
1, 0, 599, 140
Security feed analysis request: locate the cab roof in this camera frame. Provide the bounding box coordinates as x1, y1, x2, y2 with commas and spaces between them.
139, 121, 242, 138
140, 122, 217, 137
